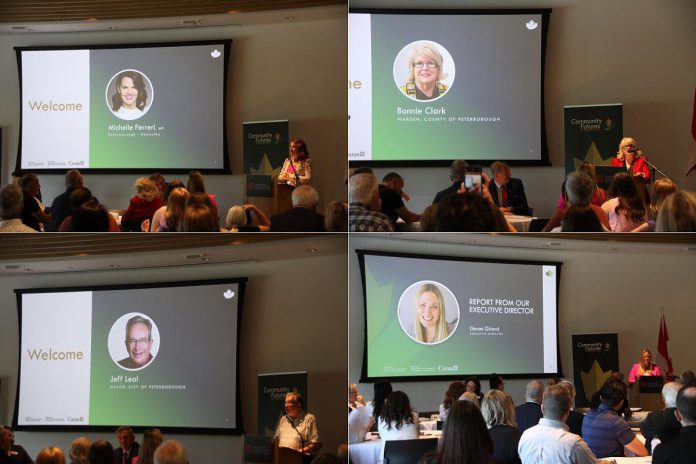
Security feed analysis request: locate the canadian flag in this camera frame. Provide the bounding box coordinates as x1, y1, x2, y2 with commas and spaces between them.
656, 313, 674, 381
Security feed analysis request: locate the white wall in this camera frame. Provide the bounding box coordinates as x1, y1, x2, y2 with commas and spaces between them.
0, 245, 347, 463
0, 16, 348, 214
350, 0, 696, 217
349, 235, 696, 410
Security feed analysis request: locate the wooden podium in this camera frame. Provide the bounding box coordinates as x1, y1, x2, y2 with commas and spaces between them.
247, 180, 294, 220
629, 376, 664, 411
272, 442, 304, 464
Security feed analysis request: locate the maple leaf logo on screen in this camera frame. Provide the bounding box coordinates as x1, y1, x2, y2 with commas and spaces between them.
211, 49, 222, 58
545, 270, 553, 277
526, 20, 538, 30
223, 289, 235, 299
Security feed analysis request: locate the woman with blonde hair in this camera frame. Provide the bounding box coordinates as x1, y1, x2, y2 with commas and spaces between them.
628, 349, 661, 384
133, 428, 163, 464
611, 137, 651, 180
160, 187, 189, 232
401, 42, 449, 101
406, 283, 455, 344
481, 390, 521, 464
36, 447, 65, 464
121, 177, 162, 231
69, 437, 90, 464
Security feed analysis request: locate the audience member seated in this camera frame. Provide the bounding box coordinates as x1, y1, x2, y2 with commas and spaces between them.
114, 426, 140, 464
58, 188, 119, 232
2, 426, 33, 464
0, 184, 36, 232
153, 187, 188, 232
420, 400, 495, 464
632, 178, 678, 232
458, 392, 481, 408
35, 447, 64, 464
561, 206, 606, 232
611, 137, 651, 181
47, 169, 83, 231
489, 374, 505, 392
589, 372, 632, 419
121, 177, 162, 232
349, 174, 394, 232
270, 185, 325, 232
187, 170, 217, 218
432, 159, 470, 204
181, 203, 219, 232
149, 173, 167, 202
518, 385, 610, 464
556, 381, 584, 437
488, 161, 531, 216
19, 173, 51, 231
439, 381, 466, 422
651, 384, 696, 463
90, 440, 116, 464
69, 437, 91, 464
464, 377, 484, 403
481, 389, 522, 464
601, 172, 646, 232
379, 172, 421, 225
656, 190, 696, 232
582, 378, 647, 458
70, 198, 111, 232
681, 370, 696, 387
640, 381, 682, 454
377, 391, 419, 458
324, 201, 348, 232
422, 193, 511, 232
275, 392, 321, 458
543, 172, 610, 232
149, 180, 185, 232
348, 383, 365, 413
133, 428, 163, 464
349, 379, 392, 443
516, 380, 545, 433
226, 204, 270, 232
556, 162, 607, 211
153, 440, 189, 464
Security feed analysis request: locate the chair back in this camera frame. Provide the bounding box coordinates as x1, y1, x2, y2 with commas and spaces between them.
383, 438, 439, 464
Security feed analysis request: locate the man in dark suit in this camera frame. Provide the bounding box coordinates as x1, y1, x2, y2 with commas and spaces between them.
652, 384, 696, 463
488, 161, 531, 215
114, 427, 140, 464
432, 160, 469, 204
516, 380, 544, 433
270, 185, 325, 232
641, 381, 683, 453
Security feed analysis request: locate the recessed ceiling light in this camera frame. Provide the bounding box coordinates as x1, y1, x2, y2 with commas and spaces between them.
307, 248, 319, 253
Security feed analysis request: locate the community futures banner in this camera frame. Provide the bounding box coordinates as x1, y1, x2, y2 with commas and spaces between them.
257, 371, 307, 435
564, 104, 623, 176
572, 333, 619, 408
243, 120, 288, 197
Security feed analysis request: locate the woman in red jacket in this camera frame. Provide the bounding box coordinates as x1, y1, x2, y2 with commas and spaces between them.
611, 137, 651, 180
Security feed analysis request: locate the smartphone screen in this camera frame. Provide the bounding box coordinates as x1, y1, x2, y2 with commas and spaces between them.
465, 166, 483, 194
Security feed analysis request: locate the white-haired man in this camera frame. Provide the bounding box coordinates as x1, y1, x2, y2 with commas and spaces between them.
270, 185, 325, 231
349, 173, 394, 232
640, 381, 683, 453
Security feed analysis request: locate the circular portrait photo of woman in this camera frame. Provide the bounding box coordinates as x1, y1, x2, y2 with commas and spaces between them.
108, 312, 160, 371
106, 69, 154, 121
397, 281, 460, 345
393, 40, 455, 102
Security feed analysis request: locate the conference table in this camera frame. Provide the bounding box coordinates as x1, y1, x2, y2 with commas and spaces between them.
395, 215, 536, 232
348, 431, 442, 464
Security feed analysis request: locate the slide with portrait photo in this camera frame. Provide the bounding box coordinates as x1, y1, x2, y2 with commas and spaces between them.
358, 251, 560, 380
16, 280, 243, 430
17, 41, 229, 171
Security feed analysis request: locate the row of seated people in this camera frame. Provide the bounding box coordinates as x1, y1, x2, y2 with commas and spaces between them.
348, 370, 696, 463
0, 170, 348, 232
348, 158, 696, 232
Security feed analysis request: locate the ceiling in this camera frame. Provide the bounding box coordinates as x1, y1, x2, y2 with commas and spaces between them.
0, 1, 346, 33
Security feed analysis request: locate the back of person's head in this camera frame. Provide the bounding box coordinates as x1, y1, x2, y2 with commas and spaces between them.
608, 172, 640, 199
69, 437, 90, 464
349, 167, 374, 177
349, 173, 378, 206
324, 201, 348, 232
138, 428, 164, 464
491, 161, 510, 175
662, 381, 683, 408
526, 380, 545, 403
35, 447, 65, 464
162, 180, 185, 205
87, 440, 114, 464
577, 162, 599, 190
481, 390, 516, 428
19, 173, 38, 192
458, 392, 480, 408
186, 170, 206, 194
65, 170, 83, 189
382, 172, 404, 190
542, 384, 570, 420
134, 177, 159, 202
153, 440, 188, 464
434, 194, 508, 232
557, 381, 577, 407
561, 205, 605, 232
649, 179, 678, 219
226, 206, 247, 230
69, 187, 93, 212
599, 378, 627, 408
0, 184, 24, 219
439, 400, 494, 464
149, 173, 166, 191
419, 203, 439, 231
70, 198, 109, 232
656, 190, 696, 232
164, 188, 189, 231
372, 379, 393, 419
292, 185, 319, 209
489, 374, 504, 391
443, 381, 466, 409
609, 172, 645, 222
449, 160, 469, 181
681, 370, 696, 387
182, 203, 218, 232
565, 171, 594, 206
379, 391, 413, 430
676, 385, 696, 425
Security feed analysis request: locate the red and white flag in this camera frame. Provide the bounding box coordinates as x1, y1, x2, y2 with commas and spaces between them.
656, 313, 674, 381
687, 88, 696, 176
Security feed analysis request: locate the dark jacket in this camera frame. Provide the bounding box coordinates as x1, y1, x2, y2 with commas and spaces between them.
488, 178, 531, 215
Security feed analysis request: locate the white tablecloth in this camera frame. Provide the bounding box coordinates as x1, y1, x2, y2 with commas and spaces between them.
348, 431, 442, 464
506, 215, 535, 232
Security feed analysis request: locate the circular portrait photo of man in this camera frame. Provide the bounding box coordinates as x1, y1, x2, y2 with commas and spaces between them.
397, 281, 460, 345
106, 69, 154, 121
108, 313, 160, 371
393, 40, 455, 102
